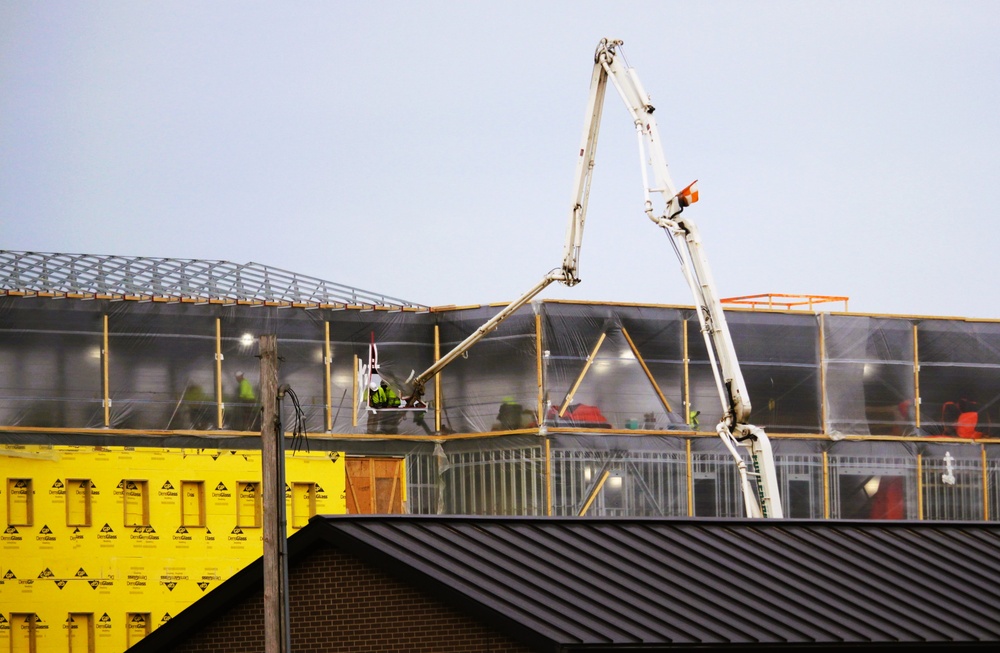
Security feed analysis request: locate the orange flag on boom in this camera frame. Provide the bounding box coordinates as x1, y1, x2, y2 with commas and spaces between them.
678, 180, 699, 207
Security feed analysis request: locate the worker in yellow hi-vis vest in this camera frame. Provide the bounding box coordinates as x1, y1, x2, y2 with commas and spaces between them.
231, 371, 257, 431
368, 378, 403, 434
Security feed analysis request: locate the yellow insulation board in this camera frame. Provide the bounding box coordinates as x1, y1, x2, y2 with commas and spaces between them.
0, 443, 346, 652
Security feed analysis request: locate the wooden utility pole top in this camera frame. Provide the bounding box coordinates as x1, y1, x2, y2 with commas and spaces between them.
259, 334, 288, 653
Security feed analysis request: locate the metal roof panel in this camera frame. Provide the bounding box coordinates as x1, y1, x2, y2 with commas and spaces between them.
312, 515, 1000, 648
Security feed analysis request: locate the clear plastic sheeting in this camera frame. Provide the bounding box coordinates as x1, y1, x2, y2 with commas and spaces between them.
689, 435, 754, 517
549, 434, 688, 517
401, 434, 993, 521
2, 294, 1000, 520
826, 440, 919, 519
918, 442, 986, 521
772, 439, 827, 519
432, 305, 539, 434
727, 311, 822, 433
436, 435, 547, 516
541, 302, 690, 432
823, 315, 916, 437
916, 319, 1000, 437
0, 298, 104, 428
107, 301, 220, 430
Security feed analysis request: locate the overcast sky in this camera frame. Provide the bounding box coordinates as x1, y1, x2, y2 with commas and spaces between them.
3, 2, 998, 319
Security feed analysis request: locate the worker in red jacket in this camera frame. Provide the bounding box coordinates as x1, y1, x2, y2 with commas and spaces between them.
955, 398, 984, 439
940, 398, 984, 439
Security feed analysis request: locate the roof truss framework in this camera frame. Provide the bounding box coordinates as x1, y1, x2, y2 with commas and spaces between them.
0, 251, 426, 310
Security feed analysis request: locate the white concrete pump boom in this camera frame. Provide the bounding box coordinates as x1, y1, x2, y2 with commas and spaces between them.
407, 38, 783, 518
406, 39, 623, 401
661, 210, 784, 519
584, 38, 782, 518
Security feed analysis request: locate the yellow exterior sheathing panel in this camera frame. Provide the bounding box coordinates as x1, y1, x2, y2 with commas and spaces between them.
0, 443, 346, 652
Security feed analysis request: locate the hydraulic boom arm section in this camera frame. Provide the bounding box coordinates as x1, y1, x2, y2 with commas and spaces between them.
405, 44, 613, 404
407, 38, 783, 518
590, 38, 782, 518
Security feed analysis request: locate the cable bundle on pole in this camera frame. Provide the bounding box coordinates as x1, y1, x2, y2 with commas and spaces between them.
277, 384, 309, 453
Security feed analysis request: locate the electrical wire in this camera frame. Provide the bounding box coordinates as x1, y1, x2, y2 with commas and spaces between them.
276, 384, 309, 453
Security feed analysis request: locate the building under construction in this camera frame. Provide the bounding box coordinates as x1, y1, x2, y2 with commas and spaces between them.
2, 250, 999, 651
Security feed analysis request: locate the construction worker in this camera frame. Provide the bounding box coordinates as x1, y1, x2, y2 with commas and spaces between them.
368, 378, 397, 409
183, 383, 210, 430
233, 371, 257, 431
955, 398, 984, 439
938, 398, 983, 438
496, 396, 523, 430
368, 378, 403, 434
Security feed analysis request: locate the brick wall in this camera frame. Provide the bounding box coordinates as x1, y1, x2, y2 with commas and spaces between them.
169, 546, 540, 653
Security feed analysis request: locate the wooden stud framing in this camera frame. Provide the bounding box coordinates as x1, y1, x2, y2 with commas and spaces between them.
621, 326, 672, 413
983, 446, 990, 521
686, 438, 693, 517
103, 314, 110, 427
215, 318, 224, 429
540, 312, 552, 516
819, 314, 828, 433
536, 313, 544, 424
352, 355, 358, 427
683, 320, 691, 426
913, 324, 921, 430
386, 473, 400, 515
559, 332, 606, 417
916, 454, 924, 520
545, 437, 552, 516
344, 458, 405, 514
324, 322, 332, 433
822, 451, 830, 519
345, 464, 360, 513
434, 324, 442, 434
578, 469, 610, 516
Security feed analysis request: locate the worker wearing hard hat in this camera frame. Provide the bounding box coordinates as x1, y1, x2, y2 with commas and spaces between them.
368, 379, 401, 409
367, 377, 403, 434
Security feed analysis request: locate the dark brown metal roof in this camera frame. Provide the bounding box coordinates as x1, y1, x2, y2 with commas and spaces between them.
310, 515, 1000, 649
130, 515, 1000, 651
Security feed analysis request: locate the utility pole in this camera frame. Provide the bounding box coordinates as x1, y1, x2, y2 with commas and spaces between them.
260, 334, 290, 653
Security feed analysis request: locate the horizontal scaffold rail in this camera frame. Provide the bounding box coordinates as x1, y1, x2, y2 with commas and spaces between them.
721, 293, 850, 312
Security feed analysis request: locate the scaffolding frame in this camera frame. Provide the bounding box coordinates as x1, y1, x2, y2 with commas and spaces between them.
0, 250, 426, 310
722, 293, 850, 312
